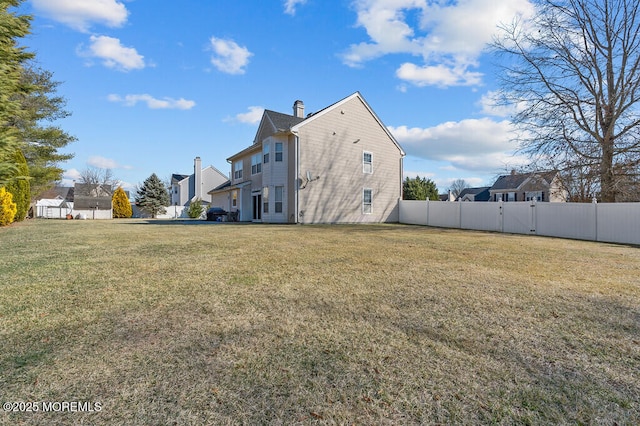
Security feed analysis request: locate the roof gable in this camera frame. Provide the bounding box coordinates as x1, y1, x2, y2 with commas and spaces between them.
490, 171, 558, 191
253, 110, 305, 145
291, 92, 405, 156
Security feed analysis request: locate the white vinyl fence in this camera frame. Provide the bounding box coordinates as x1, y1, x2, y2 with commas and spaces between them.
399, 200, 640, 246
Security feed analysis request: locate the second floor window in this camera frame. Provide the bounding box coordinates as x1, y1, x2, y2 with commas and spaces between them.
275, 142, 283, 162
263, 144, 270, 164
363, 151, 373, 174
234, 161, 243, 180
251, 153, 262, 174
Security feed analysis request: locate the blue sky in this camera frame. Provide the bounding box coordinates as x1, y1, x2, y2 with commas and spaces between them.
18, 0, 535, 192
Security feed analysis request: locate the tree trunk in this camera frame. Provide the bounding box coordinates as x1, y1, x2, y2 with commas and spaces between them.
600, 138, 616, 202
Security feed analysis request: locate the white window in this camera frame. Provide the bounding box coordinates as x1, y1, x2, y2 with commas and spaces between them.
363, 189, 372, 214
275, 142, 283, 162
275, 186, 283, 213
263, 144, 270, 164
507, 192, 515, 202
363, 151, 373, 174
233, 161, 243, 180
251, 153, 262, 174
232, 190, 237, 208
526, 191, 543, 201
263, 187, 269, 213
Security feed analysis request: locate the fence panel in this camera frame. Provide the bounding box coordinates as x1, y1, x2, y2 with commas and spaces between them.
460, 202, 502, 232
502, 203, 534, 234
399, 200, 428, 225
397, 200, 639, 245
428, 202, 460, 228
536, 203, 596, 241
597, 203, 640, 245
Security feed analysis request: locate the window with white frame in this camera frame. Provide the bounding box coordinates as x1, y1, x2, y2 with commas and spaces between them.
251, 153, 262, 174
231, 190, 237, 208
275, 186, 283, 213
263, 186, 269, 213
363, 189, 372, 214
363, 151, 373, 174
233, 161, 243, 180
275, 142, 283, 162
263, 144, 270, 164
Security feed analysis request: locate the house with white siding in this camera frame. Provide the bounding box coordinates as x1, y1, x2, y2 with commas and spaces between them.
171, 157, 228, 206
209, 92, 405, 223
489, 170, 568, 202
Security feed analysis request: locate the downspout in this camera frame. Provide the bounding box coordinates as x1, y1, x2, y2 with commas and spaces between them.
293, 132, 300, 224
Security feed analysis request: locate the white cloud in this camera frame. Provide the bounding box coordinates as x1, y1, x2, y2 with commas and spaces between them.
389, 118, 528, 173
63, 168, 83, 183
396, 62, 483, 87
478, 90, 528, 118
209, 37, 253, 75
284, 0, 307, 15
108, 94, 196, 110
32, 0, 128, 32
236, 106, 265, 124
82, 35, 145, 71
88, 156, 119, 169
343, 0, 534, 88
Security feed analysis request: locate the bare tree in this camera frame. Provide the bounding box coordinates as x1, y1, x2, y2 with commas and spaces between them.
78, 166, 120, 195
493, 0, 640, 202
448, 179, 470, 200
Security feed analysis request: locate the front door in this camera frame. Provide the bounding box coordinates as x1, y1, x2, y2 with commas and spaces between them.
252, 194, 262, 221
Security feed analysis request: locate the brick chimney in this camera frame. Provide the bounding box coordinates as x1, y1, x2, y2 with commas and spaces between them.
194, 156, 202, 200
293, 100, 304, 118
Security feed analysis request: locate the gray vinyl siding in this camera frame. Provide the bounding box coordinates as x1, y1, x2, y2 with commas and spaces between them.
296, 96, 402, 223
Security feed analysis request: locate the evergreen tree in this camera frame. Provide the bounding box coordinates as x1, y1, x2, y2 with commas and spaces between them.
187, 198, 204, 219
112, 186, 132, 218
403, 176, 439, 200
0, 2, 74, 196
5, 149, 29, 221
15, 66, 75, 199
0, 0, 34, 185
0, 187, 17, 226
135, 173, 169, 218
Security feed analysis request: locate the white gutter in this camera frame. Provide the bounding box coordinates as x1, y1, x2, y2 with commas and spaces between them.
293, 132, 300, 224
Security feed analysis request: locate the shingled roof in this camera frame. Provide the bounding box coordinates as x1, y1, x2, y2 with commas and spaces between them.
263, 110, 305, 131
73, 183, 113, 210
490, 171, 558, 191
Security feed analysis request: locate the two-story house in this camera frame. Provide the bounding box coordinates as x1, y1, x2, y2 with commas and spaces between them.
170, 157, 228, 206
210, 92, 405, 223
489, 170, 568, 202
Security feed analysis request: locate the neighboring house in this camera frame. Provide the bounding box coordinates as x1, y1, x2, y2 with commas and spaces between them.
35, 198, 73, 218
73, 183, 113, 219
457, 187, 491, 202
489, 170, 568, 202
209, 92, 405, 223
33, 186, 75, 218
439, 191, 454, 202
171, 157, 228, 206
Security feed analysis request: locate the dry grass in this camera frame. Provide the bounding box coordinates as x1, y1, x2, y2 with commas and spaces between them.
1, 219, 639, 425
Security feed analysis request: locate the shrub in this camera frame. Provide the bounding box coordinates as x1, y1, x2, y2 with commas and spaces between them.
0, 187, 17, 226
112, 186, 132, 218
5, 149, 30, 222
187, 198, 204, 219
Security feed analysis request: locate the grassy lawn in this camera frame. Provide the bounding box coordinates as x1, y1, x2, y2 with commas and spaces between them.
1, 219, 639, 425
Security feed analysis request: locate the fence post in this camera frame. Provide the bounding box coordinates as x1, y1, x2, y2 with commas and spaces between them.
531, 198, 537, 234
593, 197, 598, 242
425, 198, 430, 226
